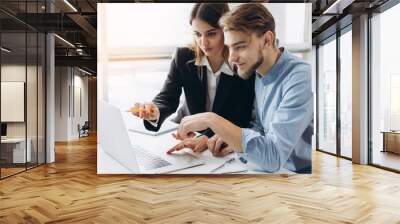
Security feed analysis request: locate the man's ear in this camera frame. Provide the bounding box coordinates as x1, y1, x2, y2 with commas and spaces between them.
262, 31, 272, 47
265, 31, 275, 47
262, 32, 268, 47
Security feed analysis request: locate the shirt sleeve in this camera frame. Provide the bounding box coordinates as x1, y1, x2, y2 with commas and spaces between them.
241, 69, 313, 172
236, 105, 262, 163
148, 48, 184, 131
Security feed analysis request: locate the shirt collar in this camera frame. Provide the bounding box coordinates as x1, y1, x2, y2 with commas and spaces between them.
258, 47, 288, 85
195, 56, 234, 76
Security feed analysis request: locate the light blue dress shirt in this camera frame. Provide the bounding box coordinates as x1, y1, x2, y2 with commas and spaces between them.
241, 48, 313, 173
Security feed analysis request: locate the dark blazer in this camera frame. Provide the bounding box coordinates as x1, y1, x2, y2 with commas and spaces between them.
144, 47, 254, 137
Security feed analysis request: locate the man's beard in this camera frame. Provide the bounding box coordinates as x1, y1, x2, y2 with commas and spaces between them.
237, 50, 263, 80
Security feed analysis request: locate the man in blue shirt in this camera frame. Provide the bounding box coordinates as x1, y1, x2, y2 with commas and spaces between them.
169, 3, 313, 173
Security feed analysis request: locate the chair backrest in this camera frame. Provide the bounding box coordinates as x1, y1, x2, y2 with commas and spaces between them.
82, 121, 90, 129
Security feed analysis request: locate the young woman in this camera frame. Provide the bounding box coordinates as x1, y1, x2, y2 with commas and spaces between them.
131, 3, 254, 153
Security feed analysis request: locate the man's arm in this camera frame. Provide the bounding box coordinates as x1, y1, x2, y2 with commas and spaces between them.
176, 112, 242, 150
239, 71, 313, 172
176, 70, 313, 172
206, 114, 243, 150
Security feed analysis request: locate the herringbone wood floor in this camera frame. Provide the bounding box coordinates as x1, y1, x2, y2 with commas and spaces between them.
1, 134, 400, 224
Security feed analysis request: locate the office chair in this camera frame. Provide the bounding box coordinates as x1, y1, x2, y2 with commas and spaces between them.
79, 121, 90, 138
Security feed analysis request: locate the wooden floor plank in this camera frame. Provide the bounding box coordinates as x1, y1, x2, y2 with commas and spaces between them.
1, 134, 400, 223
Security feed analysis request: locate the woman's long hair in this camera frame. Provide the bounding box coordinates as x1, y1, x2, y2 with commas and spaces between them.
188, 3, 230, 67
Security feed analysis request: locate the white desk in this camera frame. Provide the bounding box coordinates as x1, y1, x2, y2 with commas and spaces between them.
97, 119, 292, 175
97, 131, 250, 174
1, 138, 31, 163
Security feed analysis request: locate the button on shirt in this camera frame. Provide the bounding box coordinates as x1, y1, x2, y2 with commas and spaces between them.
195, 56, 234, 112
241, 48, 313, 173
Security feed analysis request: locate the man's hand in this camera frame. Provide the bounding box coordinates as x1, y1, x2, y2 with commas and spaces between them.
174, 112, 243, 153
129, 102, 160, 121
166, 135, 209, 154
207, 135, 234, 157
176, 112, 214, 139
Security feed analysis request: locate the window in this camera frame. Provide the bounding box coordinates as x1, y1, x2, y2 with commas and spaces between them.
318, 37, 337, 154
105, 4, 193, 50
371, 3, 400, 171
104, 3, 311, 58
0, 1, 46, 179
340, 29, 352, 158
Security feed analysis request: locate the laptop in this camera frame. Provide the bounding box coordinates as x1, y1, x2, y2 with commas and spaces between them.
98, 100, 204, 174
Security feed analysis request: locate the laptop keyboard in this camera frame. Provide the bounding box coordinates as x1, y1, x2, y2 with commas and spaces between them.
132, 145, 172, 170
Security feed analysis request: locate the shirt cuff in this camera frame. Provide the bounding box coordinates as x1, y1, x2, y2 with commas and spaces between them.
235, 152, 248, 164
241, 128, 253, 154
241, 128, 263, 162
146, 118, 159, 127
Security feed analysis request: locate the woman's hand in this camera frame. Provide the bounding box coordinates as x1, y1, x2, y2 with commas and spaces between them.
129, 102, 160, 121
166, 135, 209, 154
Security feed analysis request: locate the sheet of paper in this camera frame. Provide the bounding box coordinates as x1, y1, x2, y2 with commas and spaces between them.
123, 112, 178, 136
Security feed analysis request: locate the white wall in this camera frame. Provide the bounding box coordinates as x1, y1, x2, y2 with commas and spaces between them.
1, 65, 27, 145
1, 65, 38, 138
1, 66, 26, 130
55, 66, 70, 141
55, 67, 89, 141
1, 64, 46, 163
71, 73, 89, 138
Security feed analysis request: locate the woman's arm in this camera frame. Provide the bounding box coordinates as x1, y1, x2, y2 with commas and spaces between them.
144, 48, 184, 131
